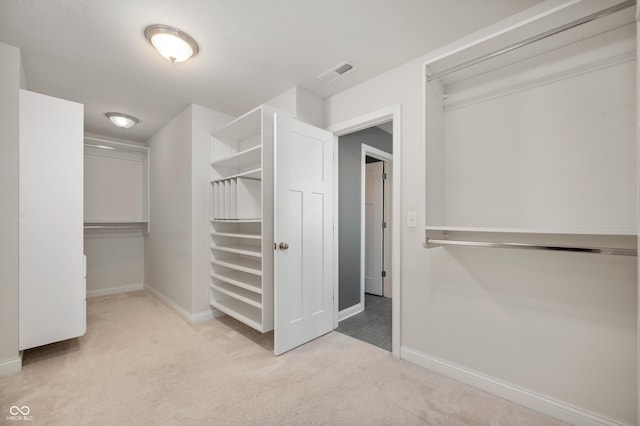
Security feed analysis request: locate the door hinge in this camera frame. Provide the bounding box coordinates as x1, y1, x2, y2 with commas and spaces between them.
382, 172, 387, 180
382, 221, 387, 229
382, 270, 387, 278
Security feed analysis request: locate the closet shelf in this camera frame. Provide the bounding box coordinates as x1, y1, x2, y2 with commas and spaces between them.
425, 225, 637, 236
424, 237, 637, 257
211, 168, 261, 183
211, 282, 262, 309
211, 271, 262, 294
211, 244, 262, 258
84, 137, 149, 154
211, 257, 262, 276
211, 219, 262, 224
210, 297, 263, 332
211, 145, 261, 169
84, 221, 148, 229
211, 231, 261, 240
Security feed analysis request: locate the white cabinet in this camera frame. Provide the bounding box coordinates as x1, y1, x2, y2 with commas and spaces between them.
209, 106, 334, 355
19, 90, 85, 350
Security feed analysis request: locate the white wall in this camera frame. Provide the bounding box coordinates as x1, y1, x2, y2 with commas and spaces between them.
324, 3, 637, 424
145, 106, 194, 311
84, 133, 147, 297
0, 42, 21, 375
84, 230, 145, 296
145, 104, 232, 319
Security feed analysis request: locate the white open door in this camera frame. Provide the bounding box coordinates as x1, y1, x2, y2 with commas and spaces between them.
274, 113, 334, 356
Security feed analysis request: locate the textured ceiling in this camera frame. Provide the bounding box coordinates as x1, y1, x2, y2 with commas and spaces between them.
0, 0, 544, 141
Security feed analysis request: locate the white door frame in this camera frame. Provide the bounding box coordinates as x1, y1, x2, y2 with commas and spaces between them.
328, 104, 401, 357
361, 145, 392, 302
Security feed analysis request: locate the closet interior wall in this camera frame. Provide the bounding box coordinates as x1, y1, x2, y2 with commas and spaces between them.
83, 135, 149, 297
423, 2, 637, 424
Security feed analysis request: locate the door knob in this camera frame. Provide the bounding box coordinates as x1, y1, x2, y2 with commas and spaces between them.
279, 242, 289, 250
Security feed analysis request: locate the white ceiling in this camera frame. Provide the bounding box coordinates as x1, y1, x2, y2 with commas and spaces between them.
0, 0, 544, 141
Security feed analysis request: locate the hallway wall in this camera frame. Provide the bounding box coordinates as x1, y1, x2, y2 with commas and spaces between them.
338, 127, 392, 311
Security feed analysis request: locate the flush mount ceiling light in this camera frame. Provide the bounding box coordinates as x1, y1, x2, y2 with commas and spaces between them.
105, 112, 139, 129
144, 24, 199, 63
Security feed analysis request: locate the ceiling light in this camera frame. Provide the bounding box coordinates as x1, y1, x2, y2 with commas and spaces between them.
105, 112, 139, 129
144, 24, 199, 63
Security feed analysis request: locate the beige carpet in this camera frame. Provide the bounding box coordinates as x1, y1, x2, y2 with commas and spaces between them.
1, 291, 564, 425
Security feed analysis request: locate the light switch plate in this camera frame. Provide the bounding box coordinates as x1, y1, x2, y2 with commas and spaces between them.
407, 211, 417, 228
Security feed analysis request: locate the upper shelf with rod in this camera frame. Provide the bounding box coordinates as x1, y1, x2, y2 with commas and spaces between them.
84, 136, 150, 233
84, 136, 149, 154
423, 227, 638, 257
424, 0, 636, 85
422, 0, 637, 240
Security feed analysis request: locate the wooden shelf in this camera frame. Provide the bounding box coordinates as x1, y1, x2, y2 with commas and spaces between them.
211, 257, 262, 276
211, 231, 261, 240
211, 168, 261, 183
213, 106, 262, 142
210, 297, 263, 332
211, 271, 262, 294
84, 221, 148, 231
211, 244, 262, 258
211, 145, 261, 169
425, 226, 637, 236
211, 282, 262, 309
211, 219, 262, 223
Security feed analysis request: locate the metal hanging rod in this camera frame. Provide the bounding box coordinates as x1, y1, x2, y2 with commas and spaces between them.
427, 0, 636, 81
424, 238, 637, 257
84, 223, 147, 230
84, 137, 148, 154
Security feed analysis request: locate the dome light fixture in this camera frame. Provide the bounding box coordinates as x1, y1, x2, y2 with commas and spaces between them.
144, 24, 199, 63
105, 112, 139, 129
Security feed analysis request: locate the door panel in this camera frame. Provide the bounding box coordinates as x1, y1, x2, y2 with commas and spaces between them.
274, 114, 334, 356
364, 161, 384, 296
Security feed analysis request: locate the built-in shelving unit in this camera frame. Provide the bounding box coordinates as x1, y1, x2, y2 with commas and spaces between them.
84, 137, 150, 233
209, 106, 275, 333
423, 1, 638, 255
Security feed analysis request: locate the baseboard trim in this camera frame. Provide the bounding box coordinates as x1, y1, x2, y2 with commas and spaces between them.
338, 302, 364, 322
400, 347, 624, 426
0, 354, 22, 377
191, 309, 216, 324
87, 283, 144, 298
144, 285, 217, 325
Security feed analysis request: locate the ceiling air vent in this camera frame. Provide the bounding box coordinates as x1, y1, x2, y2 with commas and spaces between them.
318, 61, 354, 83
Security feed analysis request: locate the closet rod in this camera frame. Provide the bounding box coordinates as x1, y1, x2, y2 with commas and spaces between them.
427, 0, 635, 81
424, 238, 637, 257
84, 137, 148, 154
84, 224, 146, 229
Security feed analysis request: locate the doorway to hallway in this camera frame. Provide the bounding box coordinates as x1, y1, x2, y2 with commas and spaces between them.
335, 124, 393, 351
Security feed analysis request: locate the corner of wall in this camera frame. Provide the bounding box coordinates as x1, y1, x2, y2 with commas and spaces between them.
264, 86, 297, 116
0, 42, 22, 373
264, 86, 325, 127
0, 354, 22, 377
296, 87, 324, 128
